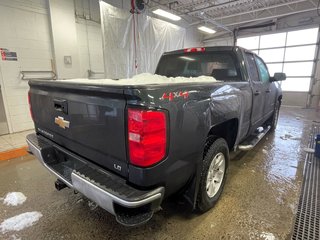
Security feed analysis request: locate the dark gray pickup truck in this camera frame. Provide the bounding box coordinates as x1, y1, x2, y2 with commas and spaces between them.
26, 46, 285, 226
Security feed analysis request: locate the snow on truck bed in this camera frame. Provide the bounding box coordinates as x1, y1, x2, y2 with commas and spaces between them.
58, 73, 218, 85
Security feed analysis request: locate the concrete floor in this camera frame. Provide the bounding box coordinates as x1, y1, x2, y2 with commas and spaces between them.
0, 130, 33, 152
0, 107, 319, 240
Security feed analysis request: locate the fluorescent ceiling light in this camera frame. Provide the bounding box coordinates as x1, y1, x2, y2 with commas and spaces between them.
198, 26, 216, 34
153, 9, 181, 21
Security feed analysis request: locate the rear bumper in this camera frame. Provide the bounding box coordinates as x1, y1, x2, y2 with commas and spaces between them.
26, 133, 164, 225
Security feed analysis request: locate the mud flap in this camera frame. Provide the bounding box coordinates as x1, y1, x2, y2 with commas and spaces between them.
183, 157, 203, 209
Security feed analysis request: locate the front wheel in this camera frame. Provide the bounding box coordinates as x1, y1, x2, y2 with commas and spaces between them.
197, 138, 229, 212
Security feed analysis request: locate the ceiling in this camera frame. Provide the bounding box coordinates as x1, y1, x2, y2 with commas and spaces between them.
148, 0, 319, 34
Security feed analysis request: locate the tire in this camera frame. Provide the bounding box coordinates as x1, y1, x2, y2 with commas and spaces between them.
269, 101, 280, 131
197, 138, 229, 213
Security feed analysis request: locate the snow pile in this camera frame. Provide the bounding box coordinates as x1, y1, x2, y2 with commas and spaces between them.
303, 147, 315, 154
0, 212, 43, 233
260, 232, 275, 240
9, 234, 21, 240
3, 192, 27, 206
58, 73, 218, 86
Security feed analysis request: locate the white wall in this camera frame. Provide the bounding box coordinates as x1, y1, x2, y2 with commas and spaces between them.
75, 0, 201, 79
102, 0, 201, 48
203, 36, 234, 47
0, 0, 104, 133
0, 0, 200, 134
102, 0, 134, 11
74, 0, 104, 79
0, 0, 53, 133
49, 0, 80, 79
76, 19, 104, 78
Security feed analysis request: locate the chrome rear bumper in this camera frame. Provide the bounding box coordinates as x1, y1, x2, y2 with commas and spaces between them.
26, 134, 164, 221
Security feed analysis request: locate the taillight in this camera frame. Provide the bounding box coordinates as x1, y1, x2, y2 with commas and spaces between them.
184, 47, 205, 53
28, 91, 34, 121
128, 108, 167, 167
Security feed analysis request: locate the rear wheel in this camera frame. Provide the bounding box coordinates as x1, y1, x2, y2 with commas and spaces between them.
197, 138, 229, 212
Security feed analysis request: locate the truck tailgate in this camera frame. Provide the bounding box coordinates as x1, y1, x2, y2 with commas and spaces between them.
28, 81, 128, 177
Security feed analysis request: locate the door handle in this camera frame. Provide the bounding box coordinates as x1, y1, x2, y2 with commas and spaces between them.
254, 91, 261, 96
266, 89, 271, 93
53, 99, 68, 114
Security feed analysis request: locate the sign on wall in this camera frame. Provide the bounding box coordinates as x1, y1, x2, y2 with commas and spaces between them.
0, 48, 18, 61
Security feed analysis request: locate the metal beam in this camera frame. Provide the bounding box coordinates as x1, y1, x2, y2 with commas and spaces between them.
220, 4, 318, 27
188, 0, 313, 27
196, 0, 309, 20
183, 0, 241, 15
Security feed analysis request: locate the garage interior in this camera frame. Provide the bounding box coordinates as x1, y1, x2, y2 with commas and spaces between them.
0, 0, 320, 239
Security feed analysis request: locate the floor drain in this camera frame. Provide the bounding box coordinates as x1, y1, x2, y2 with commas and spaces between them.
291, 125, 320, 240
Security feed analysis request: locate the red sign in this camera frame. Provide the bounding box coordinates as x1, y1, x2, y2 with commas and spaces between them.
0, 48, 17, 61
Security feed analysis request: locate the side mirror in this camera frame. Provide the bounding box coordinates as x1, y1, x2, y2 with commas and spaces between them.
271, 72, 286, 82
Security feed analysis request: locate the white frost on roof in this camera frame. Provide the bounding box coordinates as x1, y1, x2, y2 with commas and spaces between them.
3, 192, 27, 206
0, 212, 43, 233
58, 73, 218, 85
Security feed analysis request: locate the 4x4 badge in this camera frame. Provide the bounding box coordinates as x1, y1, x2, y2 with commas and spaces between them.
55, 116, 70, 129
161, 91, 189, 101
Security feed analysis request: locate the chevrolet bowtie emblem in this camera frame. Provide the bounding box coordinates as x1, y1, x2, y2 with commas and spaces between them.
55, 116, 70, 129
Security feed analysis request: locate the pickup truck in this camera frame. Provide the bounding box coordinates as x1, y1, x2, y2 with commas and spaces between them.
26, 46, 286, 226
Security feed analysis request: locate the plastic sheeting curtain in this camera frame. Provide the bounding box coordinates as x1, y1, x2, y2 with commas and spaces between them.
100, 1, 186, 79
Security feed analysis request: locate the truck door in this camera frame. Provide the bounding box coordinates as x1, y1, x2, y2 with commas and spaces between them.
254, 56, 277, 121
245, 53, 267, 129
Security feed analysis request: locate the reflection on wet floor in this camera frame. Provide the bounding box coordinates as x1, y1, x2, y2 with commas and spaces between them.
0, 106, 319, 240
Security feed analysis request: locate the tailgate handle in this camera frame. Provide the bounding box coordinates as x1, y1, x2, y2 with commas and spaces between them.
54, 99, 68, 114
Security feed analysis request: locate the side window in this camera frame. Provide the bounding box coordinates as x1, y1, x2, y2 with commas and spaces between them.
245, 53, 260, 82
255, 57, 270, 83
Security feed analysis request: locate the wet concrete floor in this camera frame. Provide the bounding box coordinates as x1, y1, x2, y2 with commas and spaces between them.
0, 106, 319, 240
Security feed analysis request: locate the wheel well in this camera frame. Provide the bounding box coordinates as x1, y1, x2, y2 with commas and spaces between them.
207, 119, 238, 150
278, 95, 282, 102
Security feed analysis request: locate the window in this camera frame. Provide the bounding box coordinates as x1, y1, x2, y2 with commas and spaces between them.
237, 36, 259, 50
281, 78, 311, 92
267, 63, 282, 76
156, 51, 242, 81
245, 53, 260, 82
237, 27, 318, 92
260, 32, 286, 48
255, 57, 270, 83
285, 45, 316, 61
283, 62, 313, 77
259, 48, 285, 62
286, 28, 318, 46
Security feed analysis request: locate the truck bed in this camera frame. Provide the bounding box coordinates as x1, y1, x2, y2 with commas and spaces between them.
57, 73, 218, 86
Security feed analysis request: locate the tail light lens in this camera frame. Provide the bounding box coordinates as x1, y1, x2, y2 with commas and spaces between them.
128, 108, 167, 167
184, 47, 205, 53
28, 91, 34, 121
